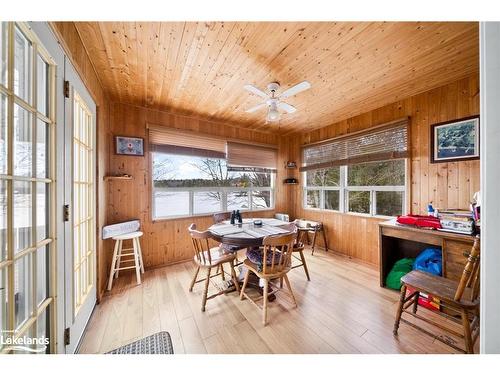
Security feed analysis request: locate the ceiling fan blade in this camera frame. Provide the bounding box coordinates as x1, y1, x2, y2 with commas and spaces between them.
279, 81, 311, 99
245, 102, 267, 113
277, 102, 297, 114
244, 84, 269, 99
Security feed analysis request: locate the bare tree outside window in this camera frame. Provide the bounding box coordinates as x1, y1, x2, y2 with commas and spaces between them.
152, 153, 274, 218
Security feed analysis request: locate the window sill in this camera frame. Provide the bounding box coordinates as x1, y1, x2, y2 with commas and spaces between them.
303, 207, 396, 220
152, 207, 276, 223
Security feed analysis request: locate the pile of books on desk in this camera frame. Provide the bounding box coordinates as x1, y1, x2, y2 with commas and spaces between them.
437, 209, 475, 235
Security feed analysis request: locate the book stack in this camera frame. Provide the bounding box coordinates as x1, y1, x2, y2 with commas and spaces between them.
437, 209, 475, 235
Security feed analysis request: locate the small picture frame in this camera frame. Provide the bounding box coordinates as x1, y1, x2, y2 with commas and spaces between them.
430, 116, 480, 163
115, 135, 144, 156
285, 161, 297, 169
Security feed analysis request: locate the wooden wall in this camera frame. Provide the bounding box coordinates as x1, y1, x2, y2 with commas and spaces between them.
50, 20, 480, 293
50, 22, 111, 300
287, 75, 480, 265
106, 102, 290, 273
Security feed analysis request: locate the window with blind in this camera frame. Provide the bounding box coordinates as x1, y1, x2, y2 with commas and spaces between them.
302, 119, 408, 217
149, 126, 276, 219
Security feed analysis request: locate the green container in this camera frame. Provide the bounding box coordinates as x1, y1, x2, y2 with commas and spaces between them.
386, 258, 415, 290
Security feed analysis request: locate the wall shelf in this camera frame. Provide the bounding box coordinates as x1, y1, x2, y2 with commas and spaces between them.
104, 175, 133, 181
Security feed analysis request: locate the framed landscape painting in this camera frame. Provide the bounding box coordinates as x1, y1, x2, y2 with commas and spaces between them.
115, 135, 144, 156
430, 116, 479, 163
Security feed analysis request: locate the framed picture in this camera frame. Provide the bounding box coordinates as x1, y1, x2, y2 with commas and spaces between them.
115, 135, 144, 156
430, 116, 479, 163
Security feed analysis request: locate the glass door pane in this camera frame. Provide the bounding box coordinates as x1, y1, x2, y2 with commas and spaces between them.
13, 104, 32, 177
72, 92, 95, 314
0, 94, 7, 174
13, 26, 32, 103
1, 23, 8, 87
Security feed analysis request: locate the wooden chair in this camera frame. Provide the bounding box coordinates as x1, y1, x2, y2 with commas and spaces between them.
294, 219, 328, 255
212, 211, 248, 269
188, 224, 240, 312
290, 236, 311, 281
212, 211, 231, 224
240, 224, 298, 325
393, 236, 480, 353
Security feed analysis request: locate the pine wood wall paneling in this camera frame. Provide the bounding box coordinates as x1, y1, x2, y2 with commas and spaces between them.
291, 75, 480, 266
50, 22, 111, 301
106, 102, 287, 272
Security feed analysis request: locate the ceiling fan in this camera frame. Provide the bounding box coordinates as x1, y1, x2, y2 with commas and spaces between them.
244, 81, 311, 122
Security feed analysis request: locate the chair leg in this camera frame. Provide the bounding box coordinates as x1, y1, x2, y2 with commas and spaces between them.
230, 260, 240, 293
311, 230, 318, 255
201, 268, 211, 312
321, 228, 328, 252
461, 309, 474, 354
412, 291, 420, 314
115, 240, 123, 278
136, 237, 145, 273
240, 269, 250, 300
393, 284, 407, 335
283, 274, 297, 307
133, 238, 141, 285
107, 240, 120, 291
189, 265, 200, 292
220, 263, 225, 281
262, 278, 269, 326
298, 250, 311, 281
279, 277, 283, 289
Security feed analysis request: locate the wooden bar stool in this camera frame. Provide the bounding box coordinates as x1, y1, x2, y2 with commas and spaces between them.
295, 219, 328, 255
107, 231, 145, 291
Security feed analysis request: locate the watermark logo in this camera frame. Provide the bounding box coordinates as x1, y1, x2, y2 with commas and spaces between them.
1, 330, 49, 353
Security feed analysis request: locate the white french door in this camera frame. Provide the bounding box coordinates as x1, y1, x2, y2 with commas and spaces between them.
0, 22, 57, 354
62, 59, 96, 354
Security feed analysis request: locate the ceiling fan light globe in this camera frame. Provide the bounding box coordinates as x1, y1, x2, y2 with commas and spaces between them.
267, 108, 280, 122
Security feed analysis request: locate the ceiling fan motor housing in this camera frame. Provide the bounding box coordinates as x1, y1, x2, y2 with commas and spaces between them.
267, 82, 280, 94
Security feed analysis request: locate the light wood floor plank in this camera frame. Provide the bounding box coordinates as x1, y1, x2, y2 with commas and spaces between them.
79, 246, 467, 354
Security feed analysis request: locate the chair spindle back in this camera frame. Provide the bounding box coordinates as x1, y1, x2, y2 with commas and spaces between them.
188, 223, 214, 265
261, 223, 297, 275
454, 235, 480, 302
212, 212, 231, 224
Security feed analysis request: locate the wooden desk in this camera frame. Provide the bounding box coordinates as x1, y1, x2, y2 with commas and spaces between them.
379, 220, 475, 287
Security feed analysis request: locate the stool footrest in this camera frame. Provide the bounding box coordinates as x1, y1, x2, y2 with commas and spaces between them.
113, 265, 138, 271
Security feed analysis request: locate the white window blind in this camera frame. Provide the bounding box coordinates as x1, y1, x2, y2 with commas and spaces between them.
226, 141, 278, 172
148, 125, 227, 159
301, 118, 409, 172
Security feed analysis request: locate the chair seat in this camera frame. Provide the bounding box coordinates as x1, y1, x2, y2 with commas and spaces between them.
219, 242, 245, 253
246, 247, 283, 266
243, 258, 290, 278
401, 270, 479, 308
293, 242, 305, 251
194, 246, 237, 267
112, 231, 143, 240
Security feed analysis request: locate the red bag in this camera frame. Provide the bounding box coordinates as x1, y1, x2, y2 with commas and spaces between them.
396, 215, 442, 229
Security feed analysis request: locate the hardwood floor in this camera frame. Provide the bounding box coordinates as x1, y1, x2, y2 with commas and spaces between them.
78, 247, 477, 354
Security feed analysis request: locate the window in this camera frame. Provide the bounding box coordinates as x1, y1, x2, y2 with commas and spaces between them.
152, 151, 275, 219
304, 167, 340, 210
302, 120, 408, 217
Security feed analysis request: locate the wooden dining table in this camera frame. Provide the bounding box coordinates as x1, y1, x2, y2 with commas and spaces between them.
208, 218, 296, 300
208, 217, 295, 246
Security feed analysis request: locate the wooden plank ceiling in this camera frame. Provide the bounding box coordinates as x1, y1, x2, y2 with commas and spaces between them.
74, 22, 478, 134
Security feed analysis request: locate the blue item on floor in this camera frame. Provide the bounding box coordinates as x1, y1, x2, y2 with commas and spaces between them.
413, 248, 442, 276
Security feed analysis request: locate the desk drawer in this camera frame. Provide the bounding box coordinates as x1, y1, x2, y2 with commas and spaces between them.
443, 239, 471, 281
381, 227, 442, 246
